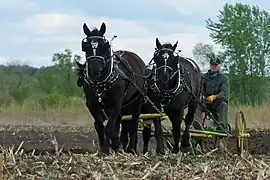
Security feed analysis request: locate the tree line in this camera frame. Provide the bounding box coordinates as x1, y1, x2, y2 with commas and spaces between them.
1, 2, 270, 109
193, 3, 270, 106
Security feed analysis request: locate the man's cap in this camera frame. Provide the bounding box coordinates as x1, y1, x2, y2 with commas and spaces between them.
210, 57, 221, 65
205, 53, 221, 65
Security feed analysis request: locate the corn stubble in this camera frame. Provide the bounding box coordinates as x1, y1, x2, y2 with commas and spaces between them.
2, 142, 270, 180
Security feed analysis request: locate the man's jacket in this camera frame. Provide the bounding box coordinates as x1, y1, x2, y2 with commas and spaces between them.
202, 70, 230, 104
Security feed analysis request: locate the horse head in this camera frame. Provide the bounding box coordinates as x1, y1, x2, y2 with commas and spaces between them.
81, 22, 112, 83
152, 38, 179, 91
75, 60, 86, 87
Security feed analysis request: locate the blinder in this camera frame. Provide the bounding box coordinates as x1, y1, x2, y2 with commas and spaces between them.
81, 37, 88, 52
154, 48, 174, 59
153, 47, 176, 79
81, 36, 111, 55
151, 46, 185, 106
81, 35, 117, 90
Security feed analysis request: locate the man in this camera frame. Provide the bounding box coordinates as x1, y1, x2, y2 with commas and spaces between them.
193, 55, 230, 133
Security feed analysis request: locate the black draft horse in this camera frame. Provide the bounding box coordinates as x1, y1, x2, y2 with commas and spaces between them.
120, 66, 165, 155
141, 67, 166, 154
142, 38, 202, 153
75, 22, 147, 154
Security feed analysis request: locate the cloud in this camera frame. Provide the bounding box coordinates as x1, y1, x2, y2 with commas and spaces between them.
0, 0, 37, 10
15, 11, 219, 68
0, 56, 30, 66
161, 0, 224, 17
21, 13, 81, 36
163, 0, 270, 18
0, 57, 8, 64
1, 0, 268, 72
20, 13, 154, 37
25, 56, 53, 67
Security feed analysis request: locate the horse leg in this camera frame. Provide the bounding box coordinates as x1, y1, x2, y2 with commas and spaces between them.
87, 103, 109, 154
153, 118, 165, 155
142, 123, 152, 154
127, 96, 144, 154
168, 108, 184, 153
180, 103, 197, 153
127, 113, 139, 154
105, 101, 122, 154
120, 120, 129, 151
111, 115, 121, 153
135, 130, 138, 152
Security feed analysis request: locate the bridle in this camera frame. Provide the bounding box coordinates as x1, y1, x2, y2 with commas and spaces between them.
81, 35, 118, 90
150, 47, 185, 106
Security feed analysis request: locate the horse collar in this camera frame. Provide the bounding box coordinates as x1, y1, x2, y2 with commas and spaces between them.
151, 60, 185, 106
84, 53, 119, 89
151, 60, 184, 95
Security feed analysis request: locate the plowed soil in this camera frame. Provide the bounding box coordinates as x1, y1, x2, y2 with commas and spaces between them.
0, 125, 269, 155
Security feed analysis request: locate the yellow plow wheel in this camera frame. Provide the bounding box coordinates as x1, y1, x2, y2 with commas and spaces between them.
235, 111, 249, 156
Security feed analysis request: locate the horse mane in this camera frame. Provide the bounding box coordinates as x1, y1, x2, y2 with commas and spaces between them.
90, 27, 101, 36
76, 64, 85, 77
162, 43, 173, 49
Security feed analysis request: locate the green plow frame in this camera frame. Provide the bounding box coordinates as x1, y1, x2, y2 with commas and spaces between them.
121, 111, 250, 156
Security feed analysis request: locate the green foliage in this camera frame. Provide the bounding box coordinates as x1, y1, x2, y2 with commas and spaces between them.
192, 43, 214, 66
204, 2, 270, 105
0, 49, 84, 110
3, 3, 270, 110
38, 93, 73, 110
192, 43, 227, 72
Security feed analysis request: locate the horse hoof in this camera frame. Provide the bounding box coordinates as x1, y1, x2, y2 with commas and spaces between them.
143, 148, 148, 154
130, 150, 137, 155
156, 150, 165, 155
111, 149, 120, 155
122, 145, 127, 152
97, 151, 109, 157
127, 148, 137, 154
112, 145, 120, 153
180, 145, 192, 153
100, 147, 110, 155
171, 146, 180, 154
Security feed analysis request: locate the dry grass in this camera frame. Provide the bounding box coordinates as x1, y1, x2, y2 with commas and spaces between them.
0, 105, 93, 127
228, 104, 270, 129
0, 103, 269, 179
0, 104, 270, 129
2, 145, 270, 180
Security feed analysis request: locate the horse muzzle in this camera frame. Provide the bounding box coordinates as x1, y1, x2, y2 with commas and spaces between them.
156, 66, 174, 85
86, 57, 108, 82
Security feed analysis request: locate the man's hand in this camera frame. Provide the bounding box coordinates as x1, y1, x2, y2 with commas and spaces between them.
206, 95, 217, 103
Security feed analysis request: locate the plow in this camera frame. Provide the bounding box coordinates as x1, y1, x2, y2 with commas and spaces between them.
121, 110, 250, 156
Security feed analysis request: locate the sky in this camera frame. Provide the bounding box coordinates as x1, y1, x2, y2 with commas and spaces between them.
0, 0, 269, 68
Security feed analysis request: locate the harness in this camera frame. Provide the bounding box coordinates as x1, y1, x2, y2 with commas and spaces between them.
149, 47, 191, 109
80, 36, 162, 122
82, 35, 119, 103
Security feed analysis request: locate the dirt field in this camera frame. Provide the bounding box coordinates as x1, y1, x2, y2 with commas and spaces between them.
0, 125, 269, 155
1, 124, 270, 179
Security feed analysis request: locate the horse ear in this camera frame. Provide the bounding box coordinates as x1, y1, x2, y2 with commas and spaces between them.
75, 59, 84, 68
172, 41, 178, 51
156, 38, 162, 49
99, 22, 106, 36
83, 23, 91, 36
